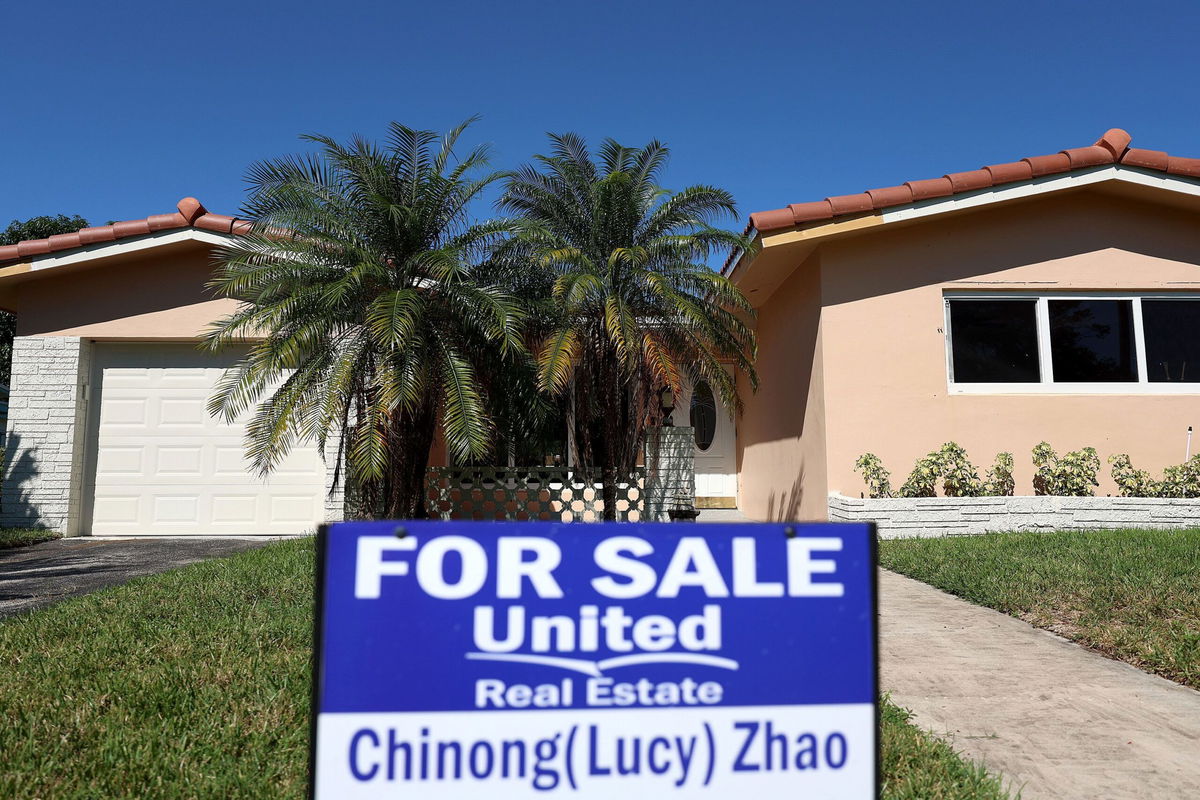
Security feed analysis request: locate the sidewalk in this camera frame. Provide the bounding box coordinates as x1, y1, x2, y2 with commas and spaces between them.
879, 569, 1200, 799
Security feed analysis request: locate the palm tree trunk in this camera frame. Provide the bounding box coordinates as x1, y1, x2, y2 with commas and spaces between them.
384, 404, 437, 519
602, 467, 618, 521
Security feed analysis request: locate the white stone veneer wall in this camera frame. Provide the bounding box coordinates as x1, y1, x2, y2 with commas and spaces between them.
2, 337, 93, 534
644, 426, 695, 521
828, 492, 1200, 538
322, 427, 345, 523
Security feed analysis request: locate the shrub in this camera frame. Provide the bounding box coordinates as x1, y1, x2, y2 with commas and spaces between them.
853, 453, 893, 499
895, 443, 984, 498
1110, 453, 1200, 498
897, 450, 943, 498
983, 452, 1015, 496
937, 442, 983, 497
1109, 454, 1156, 497
1159, 456, 1200, 498
1032, 442, 1100, 496
857, 445, 1008, 498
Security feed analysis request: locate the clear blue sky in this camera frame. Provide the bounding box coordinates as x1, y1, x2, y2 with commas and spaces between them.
3, 0, 1198, 231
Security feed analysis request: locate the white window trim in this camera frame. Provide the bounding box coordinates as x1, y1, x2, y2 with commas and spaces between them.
945, 291, 1200, 395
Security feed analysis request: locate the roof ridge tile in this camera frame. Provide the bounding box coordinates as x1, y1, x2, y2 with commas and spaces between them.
748, 128, 1197, 234
0, 197, 248, 266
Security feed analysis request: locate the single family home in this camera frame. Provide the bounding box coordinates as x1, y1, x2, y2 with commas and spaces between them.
1, 128, 1197, 533
729, 128, 1200, 520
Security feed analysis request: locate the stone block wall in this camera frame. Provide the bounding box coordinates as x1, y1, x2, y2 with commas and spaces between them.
2, 337, 92, 534
644, 426, 696, 521
322, 428, 346, 522
828, 492, 1200, 538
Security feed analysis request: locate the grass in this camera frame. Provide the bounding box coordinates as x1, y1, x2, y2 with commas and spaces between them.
0, 539, 314, 799
880, 529, 1200, 689
0, 538, 1008, 799
880, 698, 1013, 799
0, 527, 60, 550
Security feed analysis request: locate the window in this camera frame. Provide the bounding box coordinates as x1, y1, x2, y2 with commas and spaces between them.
949, 300, 1040, 383
946, 294, 1200, 392
1047, 299, 1136, 382
690, 381, 717, 451
1143, 300, 1200, 382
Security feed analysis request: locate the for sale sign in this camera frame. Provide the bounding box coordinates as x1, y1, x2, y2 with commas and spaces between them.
311, 521, 878, 798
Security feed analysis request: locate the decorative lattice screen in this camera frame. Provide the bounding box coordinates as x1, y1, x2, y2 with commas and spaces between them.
425, 467, 645, 522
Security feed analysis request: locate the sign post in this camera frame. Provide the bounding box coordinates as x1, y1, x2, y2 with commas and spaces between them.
311, 521, 878, 798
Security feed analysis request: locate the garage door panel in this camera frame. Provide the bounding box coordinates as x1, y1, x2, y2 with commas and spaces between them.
87, 345, 325, 535
212, 495, 260, 525
92, 495, 141, 525
153, 495, 200, 524
154, 446, 205, 476
273, 448, 324, 478
270, 494, 318, 523
158, 398, 208, 429
95, 446, 144, 477
100, 398, 150, 427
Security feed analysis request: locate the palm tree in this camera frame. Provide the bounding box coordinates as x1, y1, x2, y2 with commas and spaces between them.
204, 120, 523, 519
497, 134, 757, 519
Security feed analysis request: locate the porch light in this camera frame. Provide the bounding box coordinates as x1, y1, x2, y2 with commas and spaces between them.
659, 388, 675, 426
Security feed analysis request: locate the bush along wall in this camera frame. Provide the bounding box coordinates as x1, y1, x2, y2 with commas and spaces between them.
855, 441, 1200, 500
844, 442, 1200, 537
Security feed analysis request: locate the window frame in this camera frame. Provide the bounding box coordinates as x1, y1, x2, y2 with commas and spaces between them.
944, 291, 1200, 394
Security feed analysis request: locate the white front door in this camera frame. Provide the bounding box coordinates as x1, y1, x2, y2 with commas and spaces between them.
685, 377, 736, 507
84, 344, 326, 535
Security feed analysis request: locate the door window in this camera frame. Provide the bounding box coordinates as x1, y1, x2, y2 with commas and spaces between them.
690, 381, 717, 451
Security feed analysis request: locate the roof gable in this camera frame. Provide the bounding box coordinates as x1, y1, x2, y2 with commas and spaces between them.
0, 197, 248, 266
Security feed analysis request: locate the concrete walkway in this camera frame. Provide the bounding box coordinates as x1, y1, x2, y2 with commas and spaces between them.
0, 537, 277, 619
880, 569, 1200, 799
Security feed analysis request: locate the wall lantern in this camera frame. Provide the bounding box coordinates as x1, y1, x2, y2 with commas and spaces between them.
659, 387, 675, 426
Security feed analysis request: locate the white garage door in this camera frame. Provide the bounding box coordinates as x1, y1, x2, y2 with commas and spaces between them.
85, 344, 325, 535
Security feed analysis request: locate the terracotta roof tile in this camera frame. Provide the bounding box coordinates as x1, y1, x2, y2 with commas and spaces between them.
867, 184, 914, 208
747, 207, 794, 231
147, 212, 186, 231
787, 200, 835, 223
748, 128, 1195, 234
0, 197, 249, 266
1096, 128, 1132, 159
1022, 152, 1072, 176
1061, 145, 1113, 169
1122, 148, 1169, 170
827, 193, 874, 215
177, 197, 207, 224
194, 213, 238, 234
946, 170, 993, 193
1166, 156, 1200, 178
17, 239, 51, 257
906, 177, 954, 201
78, 226, 118, 245
984, 161, 1034, 183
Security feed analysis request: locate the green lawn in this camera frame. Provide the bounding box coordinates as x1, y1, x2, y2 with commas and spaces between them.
880, 529, 1200, 690
0, 538, 1009, 798
0, 527, 60, 550
880, 699, 1012, 799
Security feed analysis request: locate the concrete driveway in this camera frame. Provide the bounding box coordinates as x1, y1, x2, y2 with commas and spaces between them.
0, 537, 280, 619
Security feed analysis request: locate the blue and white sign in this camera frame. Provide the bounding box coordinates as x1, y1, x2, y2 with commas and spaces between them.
311, 521, 878, 798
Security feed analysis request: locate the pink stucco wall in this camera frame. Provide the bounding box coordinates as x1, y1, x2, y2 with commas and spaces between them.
11, 243, 240, 339
737, 251, 829, 520
737, 190, 1200, 519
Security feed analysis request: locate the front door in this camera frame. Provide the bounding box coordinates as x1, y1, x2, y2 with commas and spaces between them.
686, 377, 736, 508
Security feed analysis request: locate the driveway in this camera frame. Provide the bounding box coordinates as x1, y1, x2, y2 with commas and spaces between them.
0, 537, 279, 619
